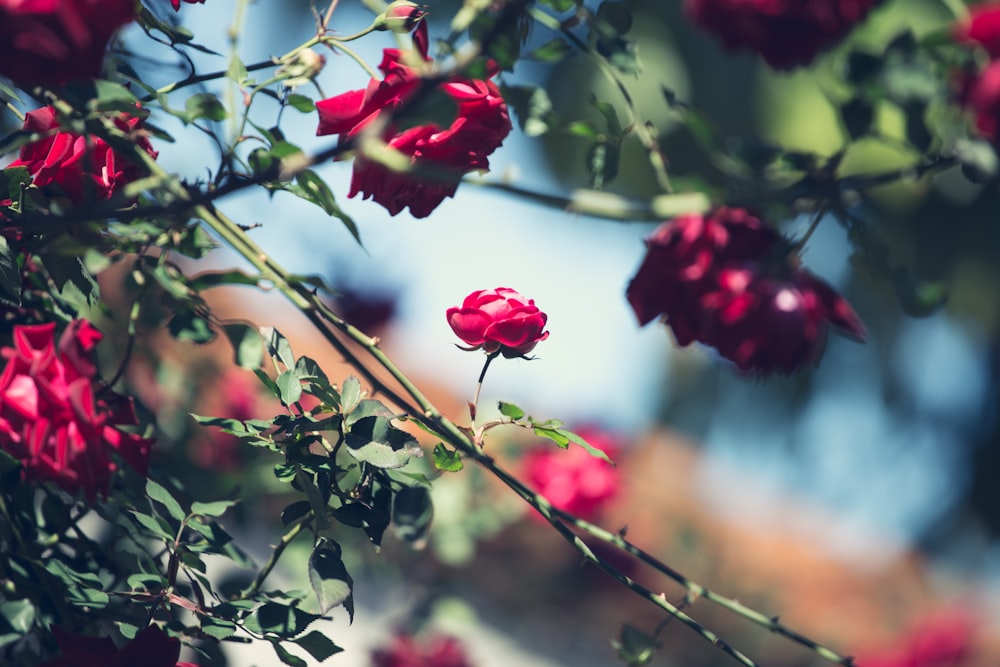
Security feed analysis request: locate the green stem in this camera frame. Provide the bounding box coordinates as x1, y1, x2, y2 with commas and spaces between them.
470, 350, 499, 436
241, 510, 312, 598
528, 7, 673, 194
324, 38, 380, 79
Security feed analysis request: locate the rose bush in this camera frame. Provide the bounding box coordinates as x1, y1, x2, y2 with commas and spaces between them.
315, 22, 512, 218
627, 208, 866, 375
40, 625, 196, 667
446, 287, 550, 357
9, 106, 158, 205
0, 320, 154, 501
684, 0, 884, 69
0, 0, 134, 86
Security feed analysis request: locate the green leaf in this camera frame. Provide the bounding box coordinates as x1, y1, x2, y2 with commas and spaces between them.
224, 324, 265, 369
0, 235, 20, 308
293, 631, 343, 662
432, 443, 463, 472
343, 399, 395, 429
86, 79, 139, 112
956, 138, 998, 184
276, 369, 303, 406
271, 640, 307, 667
0, 600, 34, 634
340, 376, 362, 414
289, 171, 361, 244
533, 426, 570, 448
500, 84, 556, 137
200, 617, 237, 641
40, 255, 98, 305
126, 572, 166, 591
588, 140, 620, 189
191, 499, 238, 517
281, 500, 312, 526
286, 94, 315, 113
392, 485, 433, 544
528, 38, 572, 63
168, 311, 216, 343
611, 623, 660, 666
184, 93, 228, 123
540, 0, 577, 10
497, 401, 525, 420
147, 478, 187, 522
266, 328, 297, 370
243, 603, 321, 639
560, 429, 614, 463
308, 540, 354, 619
345, 416, 421, 469
227, 55, 249, 84
129, 510, 175, 541
840, 98, 874, 140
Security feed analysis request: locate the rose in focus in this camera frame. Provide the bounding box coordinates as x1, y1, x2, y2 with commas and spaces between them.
0, 320, 154, 501
315, 22, 512, 218
627, 207, 867, 375
446, 287, 549, 357
523, 427, 620, 521
0, 0, 135, 86
9, 106, 158, 205
684, 0, 884, 69
41, 625, 196, 667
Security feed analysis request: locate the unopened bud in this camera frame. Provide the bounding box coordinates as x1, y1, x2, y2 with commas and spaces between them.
278, 48, 326, 88
375, 1, 428, 34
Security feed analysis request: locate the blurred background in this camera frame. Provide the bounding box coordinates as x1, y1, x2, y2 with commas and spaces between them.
62, 0, 1000, 664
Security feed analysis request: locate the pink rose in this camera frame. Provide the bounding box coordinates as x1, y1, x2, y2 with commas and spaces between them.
0, 320, 154, 501
315, 22, 512, 218
627, 208, 866, 375
684, 0, 884, 69
523, 427, 620, 521
446, 287, 549, 357
955, 3, 1000, 57
41, 626, 197, 667
8, 106, 158, 205
856, 610, 975, 667
0, 0, 135, 86
372, 633, 473, 667
171, 0, 206, 9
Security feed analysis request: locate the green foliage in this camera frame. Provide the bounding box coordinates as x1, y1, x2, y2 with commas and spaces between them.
495, 401, 614, 463
308, 540, 354, 619
611, 623, 661, 666
433, 443, 464, 472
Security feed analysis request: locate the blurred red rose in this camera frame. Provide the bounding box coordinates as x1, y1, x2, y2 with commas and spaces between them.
8, 106, 158, 205
171, 0, 206, 9
523, 427, 620, 521
446, 287, 549, 357
0, 0, 135, 86
0, 320, 154, 501
316, 22, 512, 218
684, 0, 884, 69
857, 610, 975, 667
41, 625, 197, 667
372, 633, 473, 667
955, 3, 1000, 57
627, 208, 866, 375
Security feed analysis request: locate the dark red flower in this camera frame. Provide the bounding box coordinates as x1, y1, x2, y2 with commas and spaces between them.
171, 0, 206, 10
446, 287, 549, 357
523, 426, 620, 521
0, 320, 155, 501
627, 207, 866, 375
684, 0, 884, 69
856, 610, 975, 667
372, 633, 473, 667
955, 3, 1000, 58
316, 22, 512, 218
0, 0, 135, 86
8, 106, 158, 205
41, 625, 197, 667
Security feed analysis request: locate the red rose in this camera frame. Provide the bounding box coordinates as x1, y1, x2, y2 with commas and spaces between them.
523, 426, 619, 521
955, 3, 1000, 57
0, 320, 154, 501
8, 106, 158, 205
684, 0, 884, 69
856, 610, 975, 667
626, 208, 866, 375
170, 0, 205, 10
446, 287, 549, 357
41, 625, 197, 667
316, 22, 512, 218
372, 633, 473, 667
0, 0, 135, 86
